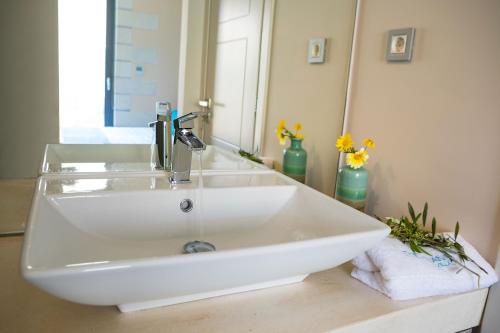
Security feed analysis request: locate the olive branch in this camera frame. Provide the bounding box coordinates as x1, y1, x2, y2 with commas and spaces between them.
238, 149, 264, 164
378, 202, 487, 285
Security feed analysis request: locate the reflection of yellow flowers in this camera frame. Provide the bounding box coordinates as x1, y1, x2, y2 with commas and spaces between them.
275, 120, 286, 144
275, 119, 304, 144
277, 120, 286, 132
363, 138, 375, 149
336, 133, 354, 152
278, 132, 286, 145
346, 149, 369, 169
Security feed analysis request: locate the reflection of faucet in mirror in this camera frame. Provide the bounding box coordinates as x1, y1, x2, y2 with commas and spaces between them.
170, 112, 206, 184
148, 102, 173, 170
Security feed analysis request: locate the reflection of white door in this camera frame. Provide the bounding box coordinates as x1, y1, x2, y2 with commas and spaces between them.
206, 0, 264, 152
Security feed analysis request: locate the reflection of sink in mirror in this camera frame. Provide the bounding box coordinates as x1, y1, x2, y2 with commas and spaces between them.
191, 146, 268, 172
41, 144, 159, 174
41, 144, 268, 175
43, 144, 158, 163
22, 172, 389, 312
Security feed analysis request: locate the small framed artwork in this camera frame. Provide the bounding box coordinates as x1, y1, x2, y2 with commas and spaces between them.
385, 28, 416, 62
308, 38, 326, 64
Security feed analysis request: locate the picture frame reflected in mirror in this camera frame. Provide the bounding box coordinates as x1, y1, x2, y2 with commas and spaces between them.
386, 27, 416, 62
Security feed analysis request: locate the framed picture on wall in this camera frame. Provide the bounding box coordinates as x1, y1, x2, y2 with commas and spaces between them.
385, 28, 416, 62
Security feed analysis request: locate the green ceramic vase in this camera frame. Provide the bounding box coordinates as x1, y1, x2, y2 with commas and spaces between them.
283, 138, 307, 183
335, 165, 368, 211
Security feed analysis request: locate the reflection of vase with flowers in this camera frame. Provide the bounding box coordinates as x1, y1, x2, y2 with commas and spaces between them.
334, 133, 375, 211
276, 120, 307, 183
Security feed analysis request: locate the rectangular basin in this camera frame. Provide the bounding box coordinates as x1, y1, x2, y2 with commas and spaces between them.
41, 144, 268, 175
22, 173, 389, 312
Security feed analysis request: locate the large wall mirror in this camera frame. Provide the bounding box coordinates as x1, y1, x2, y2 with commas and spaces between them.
1, 0, 357, 209
58, 0, 357, 159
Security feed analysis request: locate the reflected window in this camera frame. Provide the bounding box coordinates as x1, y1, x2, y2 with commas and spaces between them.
58, 0, 181, 144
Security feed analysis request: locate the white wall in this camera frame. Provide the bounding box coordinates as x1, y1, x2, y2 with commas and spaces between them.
0, 0, 59, 178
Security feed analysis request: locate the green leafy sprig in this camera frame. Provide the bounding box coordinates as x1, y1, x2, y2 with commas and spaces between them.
379, 203, 487, 284
238, 150, 264, 164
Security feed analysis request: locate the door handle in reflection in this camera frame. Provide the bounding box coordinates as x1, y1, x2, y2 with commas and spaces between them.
198, 98, 212, 109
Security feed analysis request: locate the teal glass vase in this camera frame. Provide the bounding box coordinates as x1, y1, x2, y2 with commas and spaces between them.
283, 138, 307, 183
335, 165, 368, 211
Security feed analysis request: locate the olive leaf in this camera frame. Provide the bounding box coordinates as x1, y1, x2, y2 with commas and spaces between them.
408, 202, 416, 223
422, 202, 428, 226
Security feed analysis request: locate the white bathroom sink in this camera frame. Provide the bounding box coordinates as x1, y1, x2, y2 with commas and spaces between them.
41, 144, 268, 175
22, 172, 389, 312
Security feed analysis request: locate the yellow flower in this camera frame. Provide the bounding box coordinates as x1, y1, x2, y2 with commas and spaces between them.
363, 138, 375, 149
346, 149, 369, 169
295, 133, 304, 140
278, 132, 286, 145
293, 122, 302, 132
275, 119, 286, 140
336, 133, 354, 152
277, 119, 286, 132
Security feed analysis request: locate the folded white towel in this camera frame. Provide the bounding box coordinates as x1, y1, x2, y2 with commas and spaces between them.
352, 251, 378, 272
351, 234, 498, 300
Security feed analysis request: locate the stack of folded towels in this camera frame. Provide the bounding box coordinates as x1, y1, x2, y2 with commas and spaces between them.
351, 234, 498, 300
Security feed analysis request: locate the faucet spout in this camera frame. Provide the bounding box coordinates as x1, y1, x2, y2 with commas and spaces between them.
170, 113, 207, 184
176, 129, 206, 151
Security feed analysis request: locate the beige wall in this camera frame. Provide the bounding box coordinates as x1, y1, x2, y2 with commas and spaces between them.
0, 0, 59, 178
262, 0, 356, 196
347, 0, 500, 263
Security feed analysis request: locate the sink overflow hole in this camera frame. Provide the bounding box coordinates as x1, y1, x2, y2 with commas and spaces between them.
183, 241, 216, 254
180, 199, 193, 213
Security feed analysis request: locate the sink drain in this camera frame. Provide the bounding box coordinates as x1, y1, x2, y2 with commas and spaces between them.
183, 241, 216, 254
179, 199, 194, 213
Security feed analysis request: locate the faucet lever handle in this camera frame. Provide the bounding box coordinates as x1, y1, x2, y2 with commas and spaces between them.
174, 112, 203, 130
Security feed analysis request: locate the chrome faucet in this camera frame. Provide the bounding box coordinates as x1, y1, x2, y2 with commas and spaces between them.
170, 112, 206, 184
149, 102, 174, 170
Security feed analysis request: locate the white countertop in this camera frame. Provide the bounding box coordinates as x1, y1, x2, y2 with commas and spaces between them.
0, 236, 488, 333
